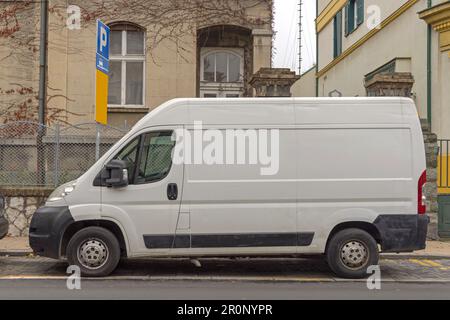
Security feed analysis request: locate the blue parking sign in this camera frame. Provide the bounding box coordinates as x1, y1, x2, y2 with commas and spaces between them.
96, 54, 110, 74
96, 20, 110, 62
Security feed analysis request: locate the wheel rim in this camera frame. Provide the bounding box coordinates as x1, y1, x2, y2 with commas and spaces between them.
340, 240, 369, 270
77, 238, 109, 270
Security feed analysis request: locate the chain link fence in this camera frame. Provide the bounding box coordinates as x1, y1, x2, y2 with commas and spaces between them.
0, 121, 129, 187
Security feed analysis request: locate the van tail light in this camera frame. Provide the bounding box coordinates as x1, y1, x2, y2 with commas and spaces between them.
418, 170, 427, 215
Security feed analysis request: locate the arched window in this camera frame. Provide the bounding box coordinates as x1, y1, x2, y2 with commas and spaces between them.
202, 50, 243, 83
200, 48, 244, 98
108, 22, 145, 107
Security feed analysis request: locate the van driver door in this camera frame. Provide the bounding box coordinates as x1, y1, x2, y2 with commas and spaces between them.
100, 126, 184, 254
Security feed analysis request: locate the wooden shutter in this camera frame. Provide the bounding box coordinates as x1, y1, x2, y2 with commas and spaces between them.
357, 0, 364, 26
344, 3, 349, 36
333, 11, 343, 58
348, 0, 355, 33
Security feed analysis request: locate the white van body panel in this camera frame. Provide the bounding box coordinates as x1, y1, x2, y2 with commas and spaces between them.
182, 127, 298, 256
295, 126, 416, 252
41, 97, 426, 258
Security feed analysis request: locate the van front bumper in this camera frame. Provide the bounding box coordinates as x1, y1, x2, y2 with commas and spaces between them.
29, 206, 74, 259
374, 214, 429, 253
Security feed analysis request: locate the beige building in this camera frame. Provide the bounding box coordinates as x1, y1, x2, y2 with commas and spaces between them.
291, 66, 316, 97
0, 0, 273, 128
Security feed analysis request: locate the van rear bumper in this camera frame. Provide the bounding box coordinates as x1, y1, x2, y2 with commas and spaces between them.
29, 206, 74, 259
374, 214, 429, 253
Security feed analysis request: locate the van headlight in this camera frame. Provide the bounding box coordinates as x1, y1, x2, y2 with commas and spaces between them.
64, 185, 75, 194
47, 181, 77, 202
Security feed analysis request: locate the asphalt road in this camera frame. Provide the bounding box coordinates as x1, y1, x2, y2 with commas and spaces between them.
0, 279, 449, 300
1, 256, 450, 299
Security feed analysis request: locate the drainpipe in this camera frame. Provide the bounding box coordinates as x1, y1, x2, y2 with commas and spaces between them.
427, 0, 432, 126
38, 0, 48, 126
37, 0, 48, 185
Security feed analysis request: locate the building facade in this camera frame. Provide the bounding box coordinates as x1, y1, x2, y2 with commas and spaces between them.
0, 0, 273, 128
315, 0, 447, 132
0, 1, 274, 236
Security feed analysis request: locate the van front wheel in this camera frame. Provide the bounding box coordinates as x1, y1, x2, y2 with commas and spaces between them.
326, 228, 379, 279
66, 226, 121, 277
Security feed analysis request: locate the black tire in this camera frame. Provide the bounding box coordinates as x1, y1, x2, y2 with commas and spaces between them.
66, 226, 120, 277
326, 228, 379, 279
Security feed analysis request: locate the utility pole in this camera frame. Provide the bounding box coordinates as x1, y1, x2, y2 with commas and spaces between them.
298, 0, 303, 76
37, 0, 49, 185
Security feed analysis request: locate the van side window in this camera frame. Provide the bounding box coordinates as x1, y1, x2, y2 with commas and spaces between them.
135, 131, 175, 184
114, 136, 140, 183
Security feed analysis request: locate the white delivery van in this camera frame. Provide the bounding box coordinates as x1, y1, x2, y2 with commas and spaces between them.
29, 97, 428, 279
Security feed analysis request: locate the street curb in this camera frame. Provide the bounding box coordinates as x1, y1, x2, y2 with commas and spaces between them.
0, 250, 33, 257
381, 254, 450, 260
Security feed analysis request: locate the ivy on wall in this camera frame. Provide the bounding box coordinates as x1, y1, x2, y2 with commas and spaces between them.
0, 0, 273, 123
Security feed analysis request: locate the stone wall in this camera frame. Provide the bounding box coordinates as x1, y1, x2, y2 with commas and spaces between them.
1, 188, 51, 237
422, 120, 440, 240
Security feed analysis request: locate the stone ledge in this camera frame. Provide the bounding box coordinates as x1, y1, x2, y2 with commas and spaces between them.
250, 68, 300, 97
0, 187, 53, 197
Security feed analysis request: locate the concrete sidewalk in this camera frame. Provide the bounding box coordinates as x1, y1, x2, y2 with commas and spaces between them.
0, 236, 449, 258
406, 240, 450, 258
0, 237, 31, 256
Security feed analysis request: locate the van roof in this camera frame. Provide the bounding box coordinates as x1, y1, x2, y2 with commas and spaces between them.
159, 97, 411, 104
133, 97, 416, 129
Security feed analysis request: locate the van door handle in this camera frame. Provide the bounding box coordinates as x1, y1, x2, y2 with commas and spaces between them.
167, 183, 178, 201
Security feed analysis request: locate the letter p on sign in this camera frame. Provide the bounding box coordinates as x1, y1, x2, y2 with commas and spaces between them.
100, 28, 108, 55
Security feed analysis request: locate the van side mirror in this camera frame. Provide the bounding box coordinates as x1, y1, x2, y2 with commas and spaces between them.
103, 160, 129, 188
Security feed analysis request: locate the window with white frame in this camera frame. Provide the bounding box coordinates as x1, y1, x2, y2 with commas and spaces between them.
108, 23, 145, 107
200, 48, 244, 98
201, 50, 242, 83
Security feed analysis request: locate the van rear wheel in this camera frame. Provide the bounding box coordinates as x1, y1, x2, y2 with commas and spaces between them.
326, 228, 379, 279
66, 226, 120, 277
